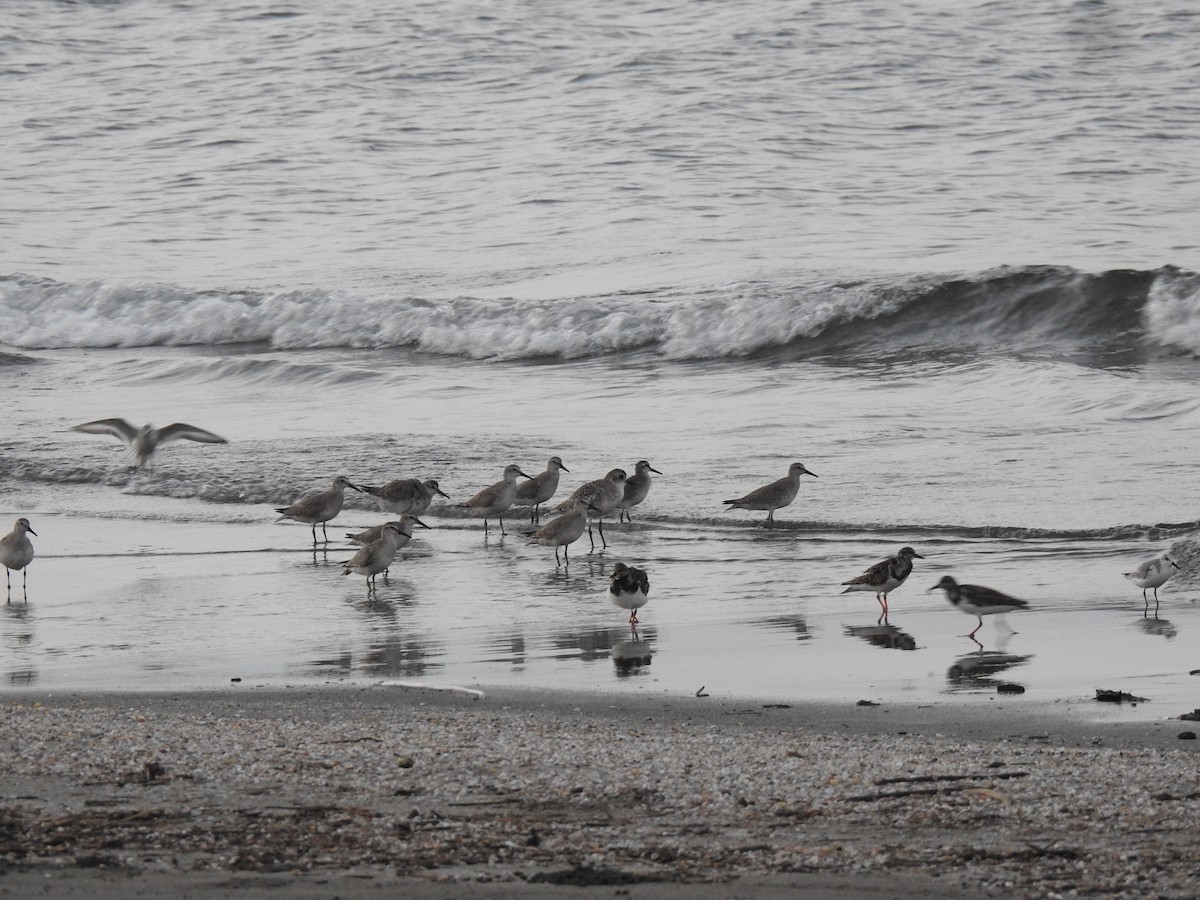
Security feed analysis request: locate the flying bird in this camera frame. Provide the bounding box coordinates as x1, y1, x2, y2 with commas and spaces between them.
72, 418, 227, 468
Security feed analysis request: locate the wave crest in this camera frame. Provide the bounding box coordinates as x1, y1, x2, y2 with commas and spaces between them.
2, 266, 1195, 360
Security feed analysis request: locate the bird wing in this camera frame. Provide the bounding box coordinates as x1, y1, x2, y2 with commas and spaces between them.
726, 476, 786, 506
965, 584, 1028, 609
156, 423, 228, 445
843, 558, 890, 587
72, 418, 138, 444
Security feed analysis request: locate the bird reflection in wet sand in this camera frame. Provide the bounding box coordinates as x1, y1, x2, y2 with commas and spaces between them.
844, 623, 917, 651
1135, 616, 1177, 640
612, 637, 653, 675
947, 650, 1032, 692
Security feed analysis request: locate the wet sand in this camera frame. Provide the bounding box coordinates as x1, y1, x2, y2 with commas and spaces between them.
2, 685, 1198, 898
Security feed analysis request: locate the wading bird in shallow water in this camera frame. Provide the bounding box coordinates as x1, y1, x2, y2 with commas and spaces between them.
341, 522, 403, 593
358, 478, 448, 517
723, 461, 818, 524
554, 468, 627, 550
841, 546, 924, 623
462, 464, 530, 535
929, 575, 1029, 640
72, 418, 228, 468
1124, 553, 1181, 616
0, 518, 36, 603
617, 459, 662, 523
512, 456, 569, 524
275, 476, 362, 544
608, 562, 650, 630
345, 515, 429, 577
525, 498, 595, 565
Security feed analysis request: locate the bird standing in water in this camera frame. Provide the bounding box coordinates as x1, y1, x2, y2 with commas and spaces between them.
0, 518, 36, 603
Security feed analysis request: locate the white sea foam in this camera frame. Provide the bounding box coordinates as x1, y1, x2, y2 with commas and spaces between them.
1143, 269, 1200, 355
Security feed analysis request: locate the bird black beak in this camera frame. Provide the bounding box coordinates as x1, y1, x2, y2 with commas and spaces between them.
914, 552, 925, 559
806, 471, 819, 478
1172, 561, 1181, 570
413, 517, 431, 529
560, 465, 570, 473
650, 466, 663, 474
436, 488, 450, 499
347, 482, 364, 492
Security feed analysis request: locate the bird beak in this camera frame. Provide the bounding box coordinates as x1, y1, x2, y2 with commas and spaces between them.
413, 517, 431, 529
437, 488, 450, 499
650, 466, 663, 474
347, 482, 364, 492
28, 527, 37, 537
518, 470, 531, 479
806, 470, 818, 478
560, 465, 570, 473
914, 552, 925, 559
1172, 561, 1181, 570
927, 584, 938, 591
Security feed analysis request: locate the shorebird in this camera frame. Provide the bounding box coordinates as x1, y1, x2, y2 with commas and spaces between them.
841, 546, 924, 622
554, 468, 627, 550
525, 498, 594, 564
358, 478, 449, 516
0, 518, 36, 603
275, 476, 362, 544
462, 463, 530, 535
617, 460, 662, 523
346, 514, 429, 548
929, 575, 1029, 639
345, 514, 429, 575
608, 562, 650, 628
723, 462, 818, 524
512, 456, 569, 523
341, 522, 403, 592
72, 418, 227, 468
1124, 553, 1181, 615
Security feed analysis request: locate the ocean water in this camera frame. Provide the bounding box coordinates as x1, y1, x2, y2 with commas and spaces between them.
2, 0, 1200, 718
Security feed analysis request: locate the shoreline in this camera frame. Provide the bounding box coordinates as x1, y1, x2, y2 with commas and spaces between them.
2, 685, 1198, 898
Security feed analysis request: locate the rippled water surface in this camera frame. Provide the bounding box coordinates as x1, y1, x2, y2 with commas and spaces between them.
2, 0, 1199, 717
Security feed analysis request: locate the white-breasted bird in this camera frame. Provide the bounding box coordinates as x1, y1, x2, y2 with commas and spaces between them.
608, 562, 650, 627
0, 518, 36, 603
1124, 553, 1181, 615
723, 462, 818, 524
72, 418, 227, 468
841, 546, 924, 621
929, 575, 1029, 640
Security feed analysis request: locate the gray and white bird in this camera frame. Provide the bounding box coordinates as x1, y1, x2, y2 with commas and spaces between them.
554, 468, 627, 550
929, 575, 1029, 639
72, 418, 227, 468
617, 460, 662, 523
0, 517, 36, 604
841, 546, 924, 621
723, 462, 818, 524
359, 478, 449, 516
512, 456, 569, 524
275, 475, 362, 544
525, 498, 594, 564
341, 522, 404, 592
345, 514, 429, 548
608, 562, 650, 627
1124, 553, 1181, 615
462, 463, 531, 535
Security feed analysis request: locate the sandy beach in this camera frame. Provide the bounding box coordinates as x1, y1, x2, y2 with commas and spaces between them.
2, 685, 1198, 899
